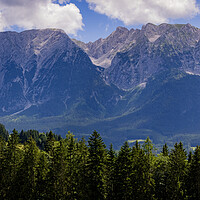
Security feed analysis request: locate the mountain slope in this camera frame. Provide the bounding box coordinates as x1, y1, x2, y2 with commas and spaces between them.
0, 29, 122, 118
2, 25, 200, 148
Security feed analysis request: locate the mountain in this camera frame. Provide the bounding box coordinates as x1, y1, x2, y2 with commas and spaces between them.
0, 29, 122, 119
2, 24, 200, 148
75, 23, 200, 89
72, 26, 138, 68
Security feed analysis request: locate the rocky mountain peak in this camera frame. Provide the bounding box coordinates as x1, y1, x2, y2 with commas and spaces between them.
115, 26, 129, 34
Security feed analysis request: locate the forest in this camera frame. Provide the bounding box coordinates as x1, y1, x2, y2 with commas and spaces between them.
0, 123, 200, 200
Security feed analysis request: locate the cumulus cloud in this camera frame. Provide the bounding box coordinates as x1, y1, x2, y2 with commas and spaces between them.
58, 0, 69, 4
0, 0, 83, 35
86, 0, 200, 25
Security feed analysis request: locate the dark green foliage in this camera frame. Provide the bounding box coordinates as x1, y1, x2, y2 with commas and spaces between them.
87, 130, 107, 200
112, 141, 132, 200
187, 146, 200, 199
16, 137, 40, 200
153, 154, 169, 200
131, 140, 155, 200
19, 129, 61, 150
35, 151, 49, 200
46, 139, 67, 199
162, 143, 169, 156
0, 129, 23, 200
0, 126, 199, 200
167, 142, 187, 200
75, 137, 89, 200
105, 144, 116, 200
44, 131, 56, 154
0, 124, 8, 141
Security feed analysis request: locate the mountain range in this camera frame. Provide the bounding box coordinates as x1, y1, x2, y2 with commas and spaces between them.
1, 23, 200, 148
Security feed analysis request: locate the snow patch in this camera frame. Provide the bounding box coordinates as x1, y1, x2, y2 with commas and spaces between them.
186, 71, 200, 76
148, 35, 161, 42
138, 82, 146, 88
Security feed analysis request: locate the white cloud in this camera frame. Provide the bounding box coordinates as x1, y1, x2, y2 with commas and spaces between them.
86, 0, 200, 25
58, 0, 69, 4
0, 0, 83, 35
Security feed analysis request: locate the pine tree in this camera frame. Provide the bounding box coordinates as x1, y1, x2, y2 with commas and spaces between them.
187, 146, 200, 199
0, 136, 6, 198
76, 138, 89, 200
153, 153, 169, 200
46, 139, 67, 200
162, 143, 169, 156
112, 141, 132, 200
16, 137, 40, 200
131, 140, 154, 200
2, 129, 23, 200
65, 132, 78, 199
87, 130, 107, 200
35, 151, 49, 200
0, 124, 8, 141
167, 142, 187, 200
105, 144, 116, 200
45, 131, 55, 155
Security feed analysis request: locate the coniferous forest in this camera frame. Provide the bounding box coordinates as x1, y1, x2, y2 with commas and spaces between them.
0, 124, 200, 200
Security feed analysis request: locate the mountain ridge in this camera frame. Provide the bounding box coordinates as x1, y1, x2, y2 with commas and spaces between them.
1, 24, 200, 147
74, 23, 200, 89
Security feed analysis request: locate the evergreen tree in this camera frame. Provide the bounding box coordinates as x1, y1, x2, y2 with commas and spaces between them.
46, 139, 67, 200
0, 124, 8, 141
167, 142, 187, 200
87, 130, 107, 200
105, 144, 116, 200
2, 129, 23, 200
45, 131, 55, 155
0, 136, 6, 198
131, 140, 154, 200
153, 153, 169, 200
113, 141, 132, 200
76, 138, 89, 200
187, 146, 200, 199
35, 151, 49, 200
65, 132, 78, 199
16, 137, 40, 200
162, 143, 169, 156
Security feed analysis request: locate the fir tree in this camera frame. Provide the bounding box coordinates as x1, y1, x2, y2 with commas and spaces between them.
131, 140, 154, 200
167, 142, 187, 200
46, 139, 67, 200
2, 129, 23, 200
87, 130, 107, 200
105, 144, 116, 200
16, 137, 40, 200
113, 141, 132, 200
187, 146, 200, 199
76, 138, 89, 200
35, 151, 49, 200
162, 143, 169, 156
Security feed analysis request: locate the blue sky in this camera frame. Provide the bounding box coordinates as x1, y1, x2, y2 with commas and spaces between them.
0, 0, 199, 43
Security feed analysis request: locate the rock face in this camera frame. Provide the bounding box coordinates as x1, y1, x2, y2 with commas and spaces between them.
73, 26, 140, 68
106, 23, 200, 89
0, 29, 121, 117
75, 23, 200, 89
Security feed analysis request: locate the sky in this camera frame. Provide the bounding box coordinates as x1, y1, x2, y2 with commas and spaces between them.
0, 0, 199, 42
